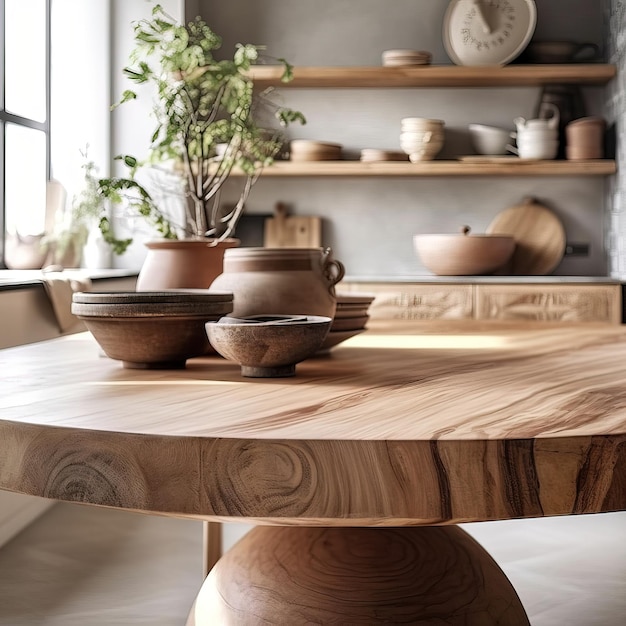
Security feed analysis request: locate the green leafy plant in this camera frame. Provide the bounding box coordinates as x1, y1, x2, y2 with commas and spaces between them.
98, 4, 305, 250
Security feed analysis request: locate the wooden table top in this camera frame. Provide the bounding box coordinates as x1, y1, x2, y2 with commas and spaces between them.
1, 320, 625, 526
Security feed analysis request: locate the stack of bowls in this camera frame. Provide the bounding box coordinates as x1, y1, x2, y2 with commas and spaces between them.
400, 118, 445, 162
290, 140, 342, 161
512, 119, 559, 160
319, 293, 375, 352
71, 290, 234, 369
382, 49, 432, 67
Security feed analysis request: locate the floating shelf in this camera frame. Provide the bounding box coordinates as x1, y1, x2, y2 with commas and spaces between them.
248, 64, 616, 89
241, 160, 616, 177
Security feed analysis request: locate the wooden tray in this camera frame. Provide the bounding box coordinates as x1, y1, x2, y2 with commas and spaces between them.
486, 197, 566, 275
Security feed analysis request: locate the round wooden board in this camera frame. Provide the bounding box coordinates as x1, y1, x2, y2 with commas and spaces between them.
486, 197, 566, 275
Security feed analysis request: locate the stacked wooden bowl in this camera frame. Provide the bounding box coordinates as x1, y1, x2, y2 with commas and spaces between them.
382, 49, 432, 66
319, 293, 375, 352
290, 140, 342, 161
71, 291, 234, 369
360, 148, 408, 162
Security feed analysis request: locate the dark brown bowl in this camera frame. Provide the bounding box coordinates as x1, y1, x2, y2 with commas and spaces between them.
72, 291, 233, 369
206, 315, 331, 377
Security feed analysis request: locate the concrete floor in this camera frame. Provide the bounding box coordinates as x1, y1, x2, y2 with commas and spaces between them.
0, 503, 625, 625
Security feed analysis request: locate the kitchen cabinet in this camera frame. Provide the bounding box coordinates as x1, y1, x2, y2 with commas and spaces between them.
474, 283, 622, 322
340, 280, 622, 323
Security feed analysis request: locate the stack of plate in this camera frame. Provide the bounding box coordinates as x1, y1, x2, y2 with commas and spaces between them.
290, 140, 342, 161
360, 149, 408, 162
319, 293, 376, 352
382, 49, 432, 66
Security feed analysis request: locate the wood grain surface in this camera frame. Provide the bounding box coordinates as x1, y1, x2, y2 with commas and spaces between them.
188, 526, 529, 625
1, 320, 626, 525
231, 159, 616, 177
247, 64, 615, 88
487, 198, 566, 275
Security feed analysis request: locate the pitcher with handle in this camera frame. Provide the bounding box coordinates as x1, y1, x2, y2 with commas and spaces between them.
210, 247, 346, 318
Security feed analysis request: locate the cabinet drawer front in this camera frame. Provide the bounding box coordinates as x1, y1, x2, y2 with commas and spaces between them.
475, 285, 622, 323
340, 283, 473, 320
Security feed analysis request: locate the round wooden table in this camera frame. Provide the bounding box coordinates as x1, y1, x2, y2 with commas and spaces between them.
1, 320, 625, 624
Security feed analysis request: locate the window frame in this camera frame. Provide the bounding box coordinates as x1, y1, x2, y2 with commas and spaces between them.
0, 0, 52, 268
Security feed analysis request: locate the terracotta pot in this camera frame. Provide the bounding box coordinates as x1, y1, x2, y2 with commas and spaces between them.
136, 238, 240, 291
209, 247, 345, 318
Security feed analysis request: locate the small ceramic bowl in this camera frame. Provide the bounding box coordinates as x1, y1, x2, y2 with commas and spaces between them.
72, 291, 234, 369
206, 315, 332, 377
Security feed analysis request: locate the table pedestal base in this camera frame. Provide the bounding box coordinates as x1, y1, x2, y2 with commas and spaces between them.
187, 525, 529, 625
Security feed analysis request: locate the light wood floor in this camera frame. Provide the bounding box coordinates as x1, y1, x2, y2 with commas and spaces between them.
0, 503, 624, 625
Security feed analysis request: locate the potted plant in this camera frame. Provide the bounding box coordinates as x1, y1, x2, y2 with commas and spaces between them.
98, 4, 305, 289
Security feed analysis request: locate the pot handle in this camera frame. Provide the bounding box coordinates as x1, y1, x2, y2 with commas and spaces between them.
321, 248, 345, 290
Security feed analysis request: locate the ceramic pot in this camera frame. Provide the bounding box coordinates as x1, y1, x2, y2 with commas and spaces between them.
209, 247, 345, 318
136, 238, 240, 291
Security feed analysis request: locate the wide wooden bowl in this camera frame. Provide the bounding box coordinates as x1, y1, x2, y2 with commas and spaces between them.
206, 315, 332, 378
413, 227, 515, 276
71, 291, 234, 369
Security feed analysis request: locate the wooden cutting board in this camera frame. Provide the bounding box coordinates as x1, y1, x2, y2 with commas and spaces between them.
486, 197, 566, 275
264, 203, 322, 248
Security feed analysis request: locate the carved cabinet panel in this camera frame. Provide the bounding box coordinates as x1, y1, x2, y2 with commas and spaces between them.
474, 285, 622, 323
339, 283, 473, 320
340, 282, 622, 324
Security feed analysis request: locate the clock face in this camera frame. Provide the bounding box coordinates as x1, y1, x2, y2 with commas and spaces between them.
443, 0, 537, 66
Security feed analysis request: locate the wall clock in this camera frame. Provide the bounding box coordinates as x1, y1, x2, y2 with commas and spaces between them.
443, 0, 537, 66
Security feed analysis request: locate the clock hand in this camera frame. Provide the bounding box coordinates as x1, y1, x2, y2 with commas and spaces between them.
471, 0, 492, 35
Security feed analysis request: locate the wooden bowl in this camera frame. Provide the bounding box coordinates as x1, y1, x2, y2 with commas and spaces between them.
413, 227, 515, 276
71, 291, 234, 369
206, 315, 331, 377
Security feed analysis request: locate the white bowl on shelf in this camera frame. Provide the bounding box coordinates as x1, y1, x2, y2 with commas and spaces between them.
468, 124, 514, 155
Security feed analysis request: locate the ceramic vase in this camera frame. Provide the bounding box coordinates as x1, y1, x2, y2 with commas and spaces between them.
209, 247, 345, 318
135, 238, 240, 291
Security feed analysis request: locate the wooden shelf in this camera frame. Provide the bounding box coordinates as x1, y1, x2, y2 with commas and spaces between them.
249, 64, 616, 88
245, 160, 616, 177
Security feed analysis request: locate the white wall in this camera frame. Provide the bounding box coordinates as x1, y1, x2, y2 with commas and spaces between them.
109, 0, 185, 271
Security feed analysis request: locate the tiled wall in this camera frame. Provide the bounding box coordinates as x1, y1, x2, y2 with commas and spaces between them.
605, 0, 626, 278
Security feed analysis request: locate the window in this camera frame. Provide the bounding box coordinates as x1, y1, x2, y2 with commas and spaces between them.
1, 1, 111, 270
0, 0, 50, 266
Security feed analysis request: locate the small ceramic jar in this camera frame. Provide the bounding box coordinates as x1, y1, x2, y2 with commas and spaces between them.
209, 247, 345, 318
